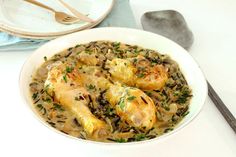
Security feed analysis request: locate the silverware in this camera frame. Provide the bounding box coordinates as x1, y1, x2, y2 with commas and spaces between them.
24, 0, 80, 25
208, 81, 236, 133
58, 0, 94, 23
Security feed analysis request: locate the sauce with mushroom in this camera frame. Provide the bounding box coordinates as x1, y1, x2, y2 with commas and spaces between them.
29, 41, 192, 142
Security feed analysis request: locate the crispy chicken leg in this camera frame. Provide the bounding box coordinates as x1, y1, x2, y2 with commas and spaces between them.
45, 63, 109, 139
106, 55, 168, 90
105, 84, 156, 131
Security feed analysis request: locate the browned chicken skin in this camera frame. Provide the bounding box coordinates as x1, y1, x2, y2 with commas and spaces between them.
45, 63, 109, 139
106, 55, 168, 90
44, 53, 160, 138
106, 84, 156, 131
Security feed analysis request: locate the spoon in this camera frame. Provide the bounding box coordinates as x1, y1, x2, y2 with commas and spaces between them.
24, 0, 80, 25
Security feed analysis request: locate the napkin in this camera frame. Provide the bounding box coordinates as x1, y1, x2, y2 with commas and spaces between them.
0, 0, 137, 51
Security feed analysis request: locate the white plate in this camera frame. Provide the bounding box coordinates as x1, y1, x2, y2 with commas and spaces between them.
0, 0, 114, 39
19, 27, 207, 155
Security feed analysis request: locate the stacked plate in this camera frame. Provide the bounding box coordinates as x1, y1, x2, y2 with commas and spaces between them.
0, 0, 114, 39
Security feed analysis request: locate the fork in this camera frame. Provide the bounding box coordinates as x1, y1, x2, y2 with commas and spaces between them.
58, 0, 94, 23
24, 0, 80, 25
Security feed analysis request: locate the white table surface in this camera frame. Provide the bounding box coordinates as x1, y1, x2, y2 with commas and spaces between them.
0, 0, 235, 156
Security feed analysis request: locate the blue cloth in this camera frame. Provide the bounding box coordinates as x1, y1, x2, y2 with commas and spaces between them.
0, 0, 137, 51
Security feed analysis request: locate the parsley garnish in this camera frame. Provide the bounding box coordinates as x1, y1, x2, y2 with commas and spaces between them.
113, 42, 120, 49
105, 107, 114, 116
115, 138, 126, 143
44, 97, 52, 103
134, 134, 146, 141
66, 66, 73, 73
75, 97, 79, 101
53, 103, 64, 111
63, 75, 67, 83
134, 48, 139, 54
36, 104, 46, 115
85, 50, 92, 54
32, 92, 38, 100
127, 96, 136, 101
137, 73, 145, 78
36, 104, 43, 110
118, 97, 125, 111
67, 47, 73, 51
145, 91, 152, 96
182, 111, 190, 117
75, 44, 80, 48
87, 84, 96, 90
164, 128, 174, 133
176, 88, 191, 104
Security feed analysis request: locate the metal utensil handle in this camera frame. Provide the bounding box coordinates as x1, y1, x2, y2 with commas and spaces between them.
208, 81, 236, 133
24, 0, 56, 12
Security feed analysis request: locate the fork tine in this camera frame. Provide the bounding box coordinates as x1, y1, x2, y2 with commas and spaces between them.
63, 16, 78, 22
58, 0, 94, 23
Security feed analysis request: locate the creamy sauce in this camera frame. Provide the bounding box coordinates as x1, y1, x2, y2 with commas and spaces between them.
29, 41, 192, 142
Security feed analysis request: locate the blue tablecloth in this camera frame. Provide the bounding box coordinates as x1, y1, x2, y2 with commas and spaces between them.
0, 0, 137, 51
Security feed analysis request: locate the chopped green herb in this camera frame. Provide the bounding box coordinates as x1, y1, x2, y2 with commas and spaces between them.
85, 50, 92, 54
118, 97, 125, 111
176, 89, 191, 104
115, 138, 126, 143
105, 107, 114, 116
63, 75, 67, 83
44, 84, 50, 90
164, 128, 174, 133
68, 47, 73, 51
127, 96, 136, 101
32, 92, 38, 100
36, 104, 46, 115
134, 48, 139, 54
134, 134, 146, 141
137, 73, 145, 78
163, 106, 170, 111
36, 104, 43, 110
145, 91, 152, 96
75, 44, 80, 48
113, 42, 120, 49
66, 66, 73, 73
53, 103, 64, 111
182, 111, 189, 117
44, 97, 52, 103
75, 96, 79, 101
173, 91, 180, 96
176, 96, 187, 103
29, 41, 192, 142
87, 84, 96, 90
